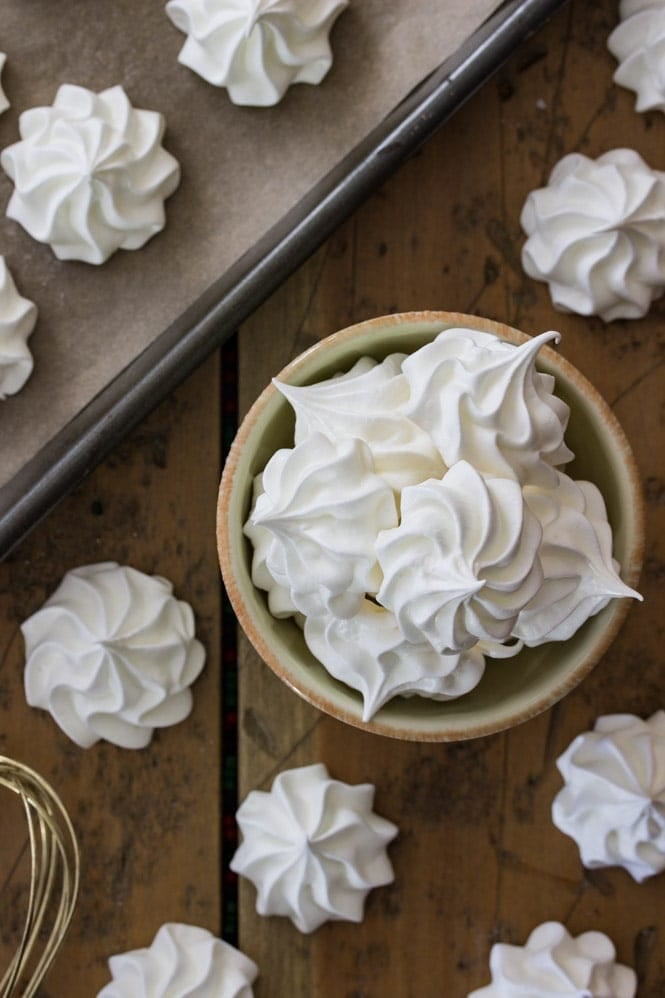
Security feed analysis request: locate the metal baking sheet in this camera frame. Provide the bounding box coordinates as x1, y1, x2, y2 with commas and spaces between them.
0, 0, 569, 558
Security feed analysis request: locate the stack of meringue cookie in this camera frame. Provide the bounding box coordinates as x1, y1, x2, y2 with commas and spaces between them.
244, 325, 641, 721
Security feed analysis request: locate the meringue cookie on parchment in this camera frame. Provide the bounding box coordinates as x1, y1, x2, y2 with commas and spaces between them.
0, 53, 9, 115
608, 0, 665, 114
521, 148, 665, 321
0, 256, 37, 400
97, 923, 258, 998
166, 0, 349, 106
22, 562, 206, 749
1, 84, 180, 264
468, 921, 636, 997
231, 762, 398, 933
552, 711, 665, 882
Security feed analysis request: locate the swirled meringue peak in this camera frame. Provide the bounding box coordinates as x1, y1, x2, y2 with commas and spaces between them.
515, 472, 642, 646
274, 353, 445, 491
1, 84, 180, 264
0, 256, 37, 400
468, 921, 636, 998
0, 53, 9, 115
22, 562, 206, 749
230, 762, 398, 933
402, 327, 573, 485
98, 923, 258, 998
608, 0, 665, 114
521, 148, 665, 321
304, 600, 486, 720
552, 712, 665, 882
244, 431, 397, 619
166, 0, 349, 106
376, 463, 544, 653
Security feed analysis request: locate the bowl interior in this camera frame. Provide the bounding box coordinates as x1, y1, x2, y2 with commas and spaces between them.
218, 312, 644, 741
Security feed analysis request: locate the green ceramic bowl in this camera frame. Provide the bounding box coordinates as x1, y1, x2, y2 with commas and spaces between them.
217, 312, 644, 741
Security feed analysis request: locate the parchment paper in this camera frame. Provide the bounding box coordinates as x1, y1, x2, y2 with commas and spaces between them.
0, 0, 503, 489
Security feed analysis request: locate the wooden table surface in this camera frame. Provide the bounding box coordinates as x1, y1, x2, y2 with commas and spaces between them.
1, 1, 664, 995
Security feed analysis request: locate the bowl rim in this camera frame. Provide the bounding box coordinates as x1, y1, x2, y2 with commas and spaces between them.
217, 310, 645, 741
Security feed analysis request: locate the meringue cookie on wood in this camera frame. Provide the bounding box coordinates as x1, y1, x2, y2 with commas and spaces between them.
231, 762, 398, 933
608, 0, 665, 114
552, 712, 665, 882
521, 148, 665, 321
0, 257, 37, 399
468, 921, 636, 997
22, 562, 206, 749
166, 0, 349, 106
98, 923, 258, 998
1, 84, 180, 264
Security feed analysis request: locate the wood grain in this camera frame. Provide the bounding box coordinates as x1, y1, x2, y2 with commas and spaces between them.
0, 355, 221, 995
236, 1, 665, 995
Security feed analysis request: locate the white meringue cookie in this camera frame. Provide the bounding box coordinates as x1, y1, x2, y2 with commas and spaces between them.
402, 328, 573, 485
245, 431, 397, 620
1, 84, 180, 264
304, 600, 486, 720
552, 712, 665, 883
608, 0, 665, 114
243, 473, 300, 618
468, 921, 636, 997
0, 256, 37, 400
97, 923, 258, 998
274, 354, 445, 492
521, 148, 665, 321
376, 462, 543, 653
0, 53, 9, 115
22, 562, 206, 749
514, 472, 642, 646
230, 762, 397, 933
166, 0, 348, 106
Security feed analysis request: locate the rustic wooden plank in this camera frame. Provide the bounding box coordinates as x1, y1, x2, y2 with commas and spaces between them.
235, 1, 665, 995
0, 352, 222, 996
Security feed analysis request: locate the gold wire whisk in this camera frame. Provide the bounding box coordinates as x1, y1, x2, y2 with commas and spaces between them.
0, 756, 80, 998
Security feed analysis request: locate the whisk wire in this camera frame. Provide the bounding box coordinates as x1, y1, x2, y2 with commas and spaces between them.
0, 757, 80, 998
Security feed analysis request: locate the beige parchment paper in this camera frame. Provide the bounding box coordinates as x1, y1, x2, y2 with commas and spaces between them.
0, 0, 504, 491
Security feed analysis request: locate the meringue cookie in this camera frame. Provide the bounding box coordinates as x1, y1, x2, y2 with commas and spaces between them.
304, 600, 486, 720
97, 923, 258, 998
402, 328, 573, 485
0, 53, 8, 115
552, 712, 665, 882
468, 921, 636, 997
0, 256, 37, 399
608, 0, 665, 114
166, 0, 348, 107
231, 763, 397, 933
521, 148, 665, 321
275, 354, 445, 492
245, 432, 397, 619
514, 472, 642, 646
22, 562, 206, 749
376, 462, 543, 653
1, 84, 180, 264
243, 473, 300, 618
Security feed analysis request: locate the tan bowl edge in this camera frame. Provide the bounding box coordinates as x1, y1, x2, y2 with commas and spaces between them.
217, 311, 646, 742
